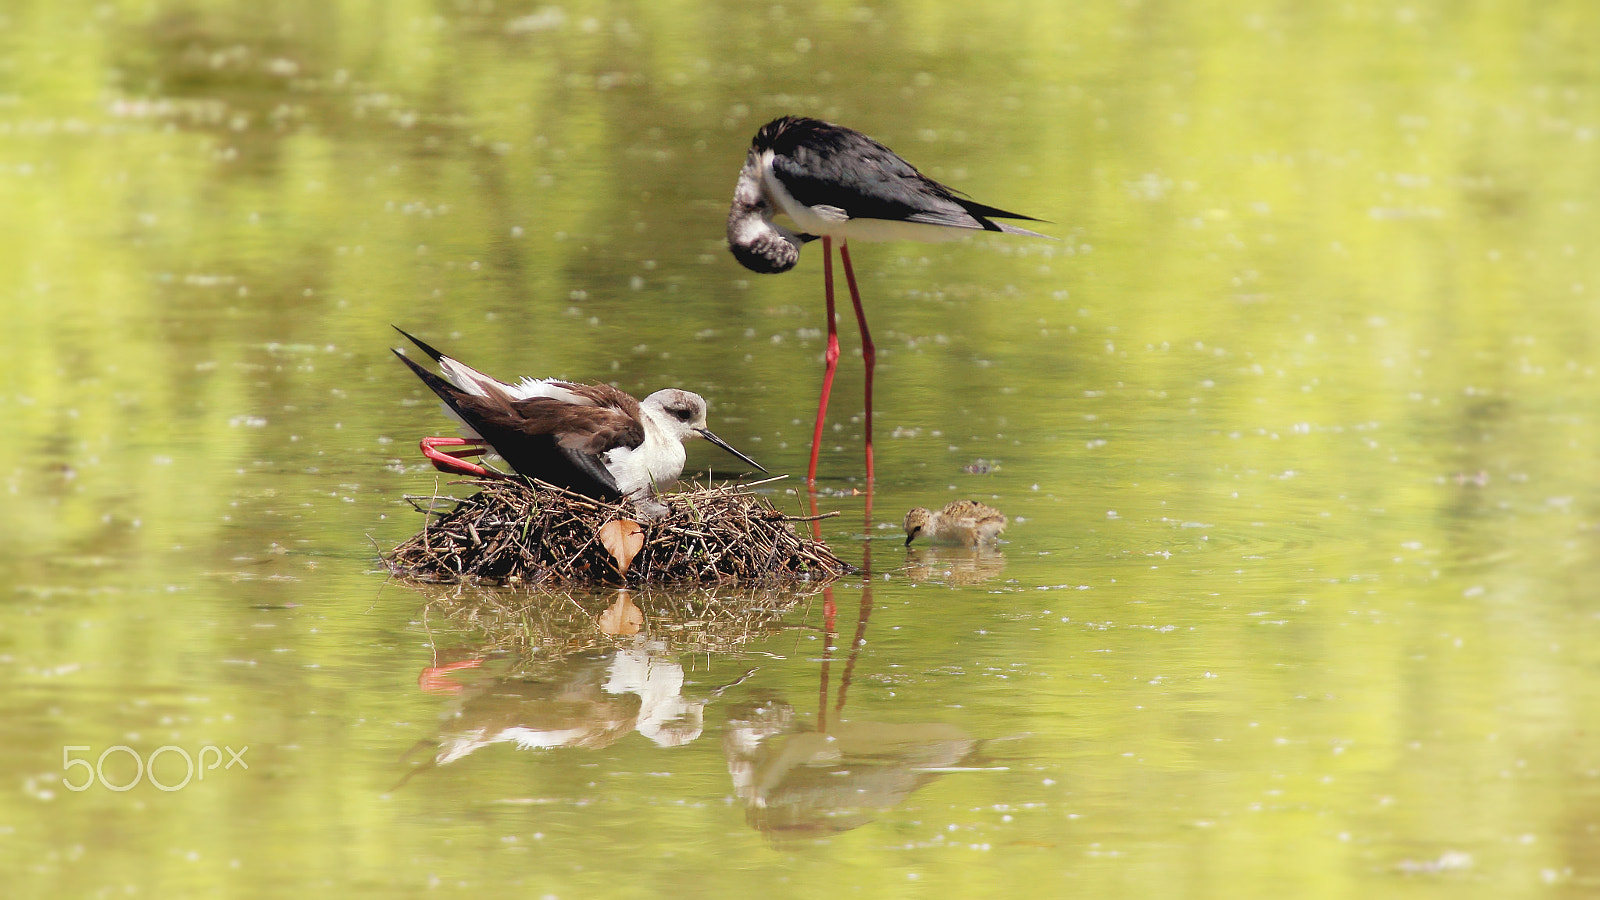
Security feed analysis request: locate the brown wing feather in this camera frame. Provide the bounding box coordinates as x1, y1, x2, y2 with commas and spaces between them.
444, 381, 646, 497
451, 381, 644, 448
561, 382, 644, 417
507, 400, 645, 451
518, 383, 647, 457
395, 336, 645, 499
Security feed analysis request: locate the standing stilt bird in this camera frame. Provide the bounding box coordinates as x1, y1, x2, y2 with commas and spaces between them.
391, 327, 765, 519
726, 115, 1049, 484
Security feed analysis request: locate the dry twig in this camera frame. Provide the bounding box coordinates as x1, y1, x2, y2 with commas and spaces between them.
386, 478, 849, 587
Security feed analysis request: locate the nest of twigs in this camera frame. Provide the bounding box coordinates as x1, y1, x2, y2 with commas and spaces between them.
413, 582, 814, 660
386, 477, 849, 587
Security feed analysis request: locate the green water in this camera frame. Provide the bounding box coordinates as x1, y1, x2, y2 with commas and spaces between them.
4, 0, 1600, 896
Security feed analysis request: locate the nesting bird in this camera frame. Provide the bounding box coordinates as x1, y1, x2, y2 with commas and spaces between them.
391, 328, 765, 518
727, 115, 1049, 483
903, 500, 1008, 548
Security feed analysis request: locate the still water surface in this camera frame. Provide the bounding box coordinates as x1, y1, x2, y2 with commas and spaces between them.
4, 0, 1600, 896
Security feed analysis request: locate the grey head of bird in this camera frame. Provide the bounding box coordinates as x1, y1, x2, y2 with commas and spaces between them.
639, 389, 713, 442
726, 150, 804, 275
638, 389, 767, 473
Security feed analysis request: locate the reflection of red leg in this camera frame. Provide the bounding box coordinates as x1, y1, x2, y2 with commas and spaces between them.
839, 241, 874, 483
818, 582, 836, 734
418, 658, 483, 694
808, 482, 838, 732
420, 436, 492, 477
807, 236, 841, 485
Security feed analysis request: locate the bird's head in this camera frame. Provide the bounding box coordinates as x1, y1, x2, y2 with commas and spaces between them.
642, 390, 768, 473
647, 389, 712, 435
726, 151, 804, 274
903, 507, 934, 546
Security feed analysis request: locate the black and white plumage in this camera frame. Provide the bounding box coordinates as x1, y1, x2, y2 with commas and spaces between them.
727, 115, 1048, 273
726, 115, 1048, 484
391, 328, 765, 518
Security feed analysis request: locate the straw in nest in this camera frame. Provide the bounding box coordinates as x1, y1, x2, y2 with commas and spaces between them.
386, 476, 849, 586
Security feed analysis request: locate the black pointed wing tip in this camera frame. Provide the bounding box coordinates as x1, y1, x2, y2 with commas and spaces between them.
391, 326, 448, 363
957, 198, 1052, 229
983, 212, 1051, 227
391, 346, 455, 400
392, 346, 434, 382
989, 219, 1056, 240
392, 347, 496, 454
979, 210, 1049, 225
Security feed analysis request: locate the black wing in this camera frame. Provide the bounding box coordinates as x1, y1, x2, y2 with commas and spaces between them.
393, 326, 449, 363
392, 349, 624, 499
762, 117, 1045, 232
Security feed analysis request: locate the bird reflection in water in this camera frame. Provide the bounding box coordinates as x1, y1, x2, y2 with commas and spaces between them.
395, 640, 705, 787
903, 545, 1008, 585
720, 487, 1009, 840
723, 695, 991, 839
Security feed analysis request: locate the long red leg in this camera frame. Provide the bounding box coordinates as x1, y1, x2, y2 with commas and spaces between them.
807, 236, 841, 484
420, 436, 493, 478
838, 241, 874, 483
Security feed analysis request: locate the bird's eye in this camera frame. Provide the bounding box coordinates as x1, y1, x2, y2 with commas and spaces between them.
672, 407, 692, 422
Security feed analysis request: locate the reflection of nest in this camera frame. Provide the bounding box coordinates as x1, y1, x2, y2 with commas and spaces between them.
415, 583, 815, 660
385, 478, 848, 587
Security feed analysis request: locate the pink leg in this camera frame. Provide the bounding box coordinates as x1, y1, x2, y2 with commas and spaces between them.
838, 241, 874, 483
420, 436, 493, 478
807, 236, 841, 484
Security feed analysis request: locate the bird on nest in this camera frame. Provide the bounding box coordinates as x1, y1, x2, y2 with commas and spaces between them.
391, 327, 765, 519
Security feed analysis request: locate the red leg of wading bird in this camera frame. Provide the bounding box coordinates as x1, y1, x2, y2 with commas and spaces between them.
806, 236, 843, 484
805, 238, 877, 484
419, 436, 492, 478
839, 241, 874, 483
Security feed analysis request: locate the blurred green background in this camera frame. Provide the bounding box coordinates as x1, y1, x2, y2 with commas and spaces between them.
3, 0, 1600, 896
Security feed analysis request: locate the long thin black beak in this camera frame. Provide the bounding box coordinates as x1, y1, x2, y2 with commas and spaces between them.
696, 428, 768, 473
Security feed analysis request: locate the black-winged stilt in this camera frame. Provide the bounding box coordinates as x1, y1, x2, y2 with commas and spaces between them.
727, 115, 1048, 484
903, 500, 1008, 548
391, 328, 765, 518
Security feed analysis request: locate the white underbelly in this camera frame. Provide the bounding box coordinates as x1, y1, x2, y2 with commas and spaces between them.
813, 216, 970, 243
606, 439, 686, 499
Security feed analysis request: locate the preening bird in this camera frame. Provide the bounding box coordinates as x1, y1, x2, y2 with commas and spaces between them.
727, 115, 1049, 484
